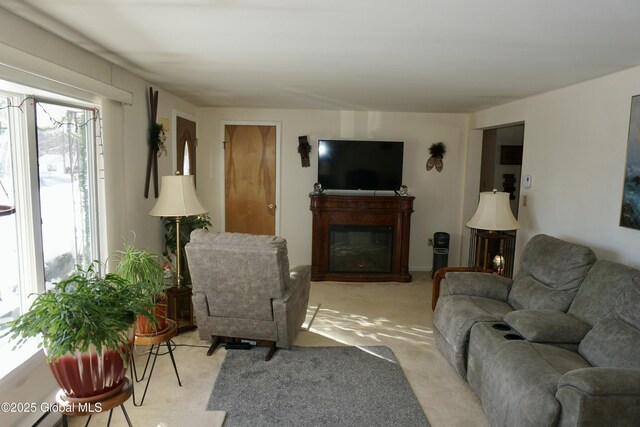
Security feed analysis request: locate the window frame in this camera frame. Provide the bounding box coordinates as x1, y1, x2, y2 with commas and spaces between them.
0, 90, 103, 379
33, 97, 102, 287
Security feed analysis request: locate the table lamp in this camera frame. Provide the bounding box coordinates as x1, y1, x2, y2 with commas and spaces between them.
149, 173, 208, 287
466, 189, 520, 273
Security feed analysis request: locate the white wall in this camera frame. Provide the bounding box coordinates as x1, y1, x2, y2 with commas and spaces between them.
108, 68, 197, 255
469, 66, 640, 268
197, 108, 469, 270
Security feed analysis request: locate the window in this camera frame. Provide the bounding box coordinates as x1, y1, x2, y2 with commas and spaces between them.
35, 101, 99, 287
0, 92, 102, 377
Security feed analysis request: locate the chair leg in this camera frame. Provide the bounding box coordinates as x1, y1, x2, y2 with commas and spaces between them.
265, 341, 277, 361
207, 335, 221, 356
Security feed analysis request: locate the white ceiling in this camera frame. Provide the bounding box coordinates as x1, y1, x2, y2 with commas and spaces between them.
3, 0, 640, 112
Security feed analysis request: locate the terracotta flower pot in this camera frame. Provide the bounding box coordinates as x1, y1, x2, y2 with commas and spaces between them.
46, 327, 134, 398
135, 295, 168, 335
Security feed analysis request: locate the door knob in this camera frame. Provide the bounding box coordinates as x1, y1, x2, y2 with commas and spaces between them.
268, 203, 275, 209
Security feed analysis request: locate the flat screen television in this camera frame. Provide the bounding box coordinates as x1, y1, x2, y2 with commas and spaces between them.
317, 140, 404, 191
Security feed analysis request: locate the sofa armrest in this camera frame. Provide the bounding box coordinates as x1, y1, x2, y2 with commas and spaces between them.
431, 267, 489, 310
559, 368, 640, 395
273, 265, 311, 348
432, 269, 512, 310
556, 368, 640, 426
284, 265, 311, 298
504, 310, 591, 343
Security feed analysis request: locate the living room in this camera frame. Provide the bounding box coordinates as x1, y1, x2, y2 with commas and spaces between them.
1, 2, 639, 427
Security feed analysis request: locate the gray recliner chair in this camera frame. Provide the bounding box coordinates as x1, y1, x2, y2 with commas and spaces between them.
185, 230, 311, 360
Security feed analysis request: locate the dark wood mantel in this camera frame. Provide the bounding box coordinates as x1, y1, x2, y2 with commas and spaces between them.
309, 194, 414, 282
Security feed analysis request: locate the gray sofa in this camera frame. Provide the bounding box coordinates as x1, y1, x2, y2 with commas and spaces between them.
185, 230, 310, 359
433, 234, 640, 426
434, 234, 597, 378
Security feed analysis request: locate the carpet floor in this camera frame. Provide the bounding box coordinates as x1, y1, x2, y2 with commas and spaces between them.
207, 345, 430, 427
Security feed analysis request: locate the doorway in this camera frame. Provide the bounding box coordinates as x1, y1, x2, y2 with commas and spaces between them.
479, 124, 524, 216
473, 123, 525, 277
222, 123, 280, 235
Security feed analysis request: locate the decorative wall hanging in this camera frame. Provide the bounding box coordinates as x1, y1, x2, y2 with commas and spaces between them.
620, 95, 640, 230
426, 142, 446, 172
298, 135, 311, 167
144, 87, 166, 198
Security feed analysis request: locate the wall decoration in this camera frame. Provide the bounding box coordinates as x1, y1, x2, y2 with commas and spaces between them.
426, 142, 446, 172
144, 87, 165, 198
620, 95, 640, 230
500, 145, 523, 165
298, 135, 311, 167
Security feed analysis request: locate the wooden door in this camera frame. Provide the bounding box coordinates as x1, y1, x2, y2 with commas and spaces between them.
224, 124, 276, 235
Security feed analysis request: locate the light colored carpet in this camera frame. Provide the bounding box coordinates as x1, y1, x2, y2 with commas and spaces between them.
67, 272, 488, 427
208, 345, 429, 426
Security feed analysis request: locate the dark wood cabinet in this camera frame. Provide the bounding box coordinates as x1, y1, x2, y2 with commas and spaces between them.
309, 194, 414, 282
166, 285, 196, 333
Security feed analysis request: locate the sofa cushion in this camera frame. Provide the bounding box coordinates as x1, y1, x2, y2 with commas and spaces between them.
508, 234, 596, 311
568, 260, 640, 326
579, 318, 640, 369
508, 275, 579, 311
578, 283, 640, 369
504, 310, 591, 343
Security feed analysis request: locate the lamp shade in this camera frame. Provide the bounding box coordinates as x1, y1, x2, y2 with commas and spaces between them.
466, 190, 520, 231
149, 175, 208, 217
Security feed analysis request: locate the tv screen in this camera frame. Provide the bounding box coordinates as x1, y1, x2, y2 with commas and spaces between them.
317, 140, 404, 191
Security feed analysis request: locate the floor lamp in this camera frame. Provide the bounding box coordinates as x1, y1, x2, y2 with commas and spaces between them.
149, 173, 208, 287
466, 189, 520, 275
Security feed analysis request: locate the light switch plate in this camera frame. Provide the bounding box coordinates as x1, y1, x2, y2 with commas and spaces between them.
522, 175, 532, 188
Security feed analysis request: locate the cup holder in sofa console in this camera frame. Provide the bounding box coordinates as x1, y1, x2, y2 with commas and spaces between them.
504, 333, 524, 340
492, 323, 511, 331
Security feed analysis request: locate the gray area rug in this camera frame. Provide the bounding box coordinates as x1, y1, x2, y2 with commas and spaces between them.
207, 345, 430, 426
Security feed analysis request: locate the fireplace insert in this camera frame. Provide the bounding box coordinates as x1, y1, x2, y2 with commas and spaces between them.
329, 224, 393, 273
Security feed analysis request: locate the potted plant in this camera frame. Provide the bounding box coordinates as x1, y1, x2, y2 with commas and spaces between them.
112, 243, 169, 335
7, 262, 153, 399
163, 214, 211, 284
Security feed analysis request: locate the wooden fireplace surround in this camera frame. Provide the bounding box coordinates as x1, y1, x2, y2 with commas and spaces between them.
309, 194, 414, 282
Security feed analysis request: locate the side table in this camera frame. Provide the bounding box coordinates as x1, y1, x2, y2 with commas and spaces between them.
474, 231, 506, 272
166, 285, 196, 333
57, 378, 133, 426
131, 319, 182, 406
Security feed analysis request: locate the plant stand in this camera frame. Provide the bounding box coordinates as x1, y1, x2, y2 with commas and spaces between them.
57, 378, 134, 427
131, 319, 182, 406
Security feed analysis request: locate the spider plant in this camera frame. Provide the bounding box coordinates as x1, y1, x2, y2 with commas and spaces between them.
112, 243, 167, 302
